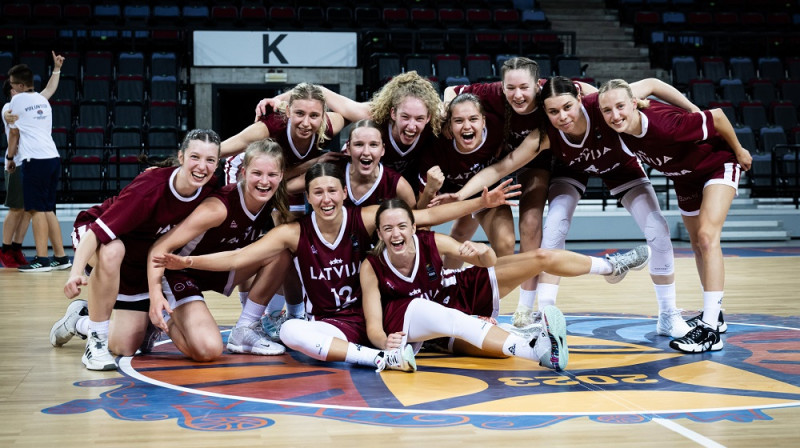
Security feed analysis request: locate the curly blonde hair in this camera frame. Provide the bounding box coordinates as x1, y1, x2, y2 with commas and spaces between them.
368, 71, 442, 137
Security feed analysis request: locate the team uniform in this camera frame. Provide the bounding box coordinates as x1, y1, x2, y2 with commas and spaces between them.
365, 230, 499, 336
162, 183, 275, 307
72, 167, 216, 308
343, 161, 403, 207
7, 91, 61, 213
615, 101, 742, 215
546, 93, 650, 195
452, 81, 553, 171
223, 110, 337, 212
378, 122, 435, 188
417, 113, 505, 195
292, 206, 374, 344
2, 102, 25, 209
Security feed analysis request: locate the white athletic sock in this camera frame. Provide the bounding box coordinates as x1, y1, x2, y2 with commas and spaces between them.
702, 291, 724, 326
266, 294, 286, 315
590, 256, 613, 275
344, 343, 384, 367
502, 334, 536, 360
517, 288, 537, 310
654, 282, 677, 313
88, 319, 110, 336
236, 299, 266, 327
537, 283, 559, 310
286, 301, 305, 319
75, 315, 89, 337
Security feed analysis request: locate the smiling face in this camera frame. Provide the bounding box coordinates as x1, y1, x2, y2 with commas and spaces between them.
346, 126, 385, 176
449, 101, 486, 152
243, 154, 283, 207
544, 93, 585, 136
306, 175, 346, 221
177, 140, 219, 191
389, 96, 431, 146
503, 68, 538, 115
376, 208, 416, 257
288, 98, 325, 142
598, 87, 639, 135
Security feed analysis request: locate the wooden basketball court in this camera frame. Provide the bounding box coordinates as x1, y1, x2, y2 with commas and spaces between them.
1, 248, 798, 447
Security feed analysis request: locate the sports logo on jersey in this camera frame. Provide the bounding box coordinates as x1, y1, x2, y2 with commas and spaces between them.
426, 263, 437, 281
230, 220, 238, 229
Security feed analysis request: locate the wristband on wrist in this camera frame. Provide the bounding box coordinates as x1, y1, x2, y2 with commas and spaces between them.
5, 155, 13, 160
52, 71, 61, 75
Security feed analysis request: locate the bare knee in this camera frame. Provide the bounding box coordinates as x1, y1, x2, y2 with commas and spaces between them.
188, 337, 224, 362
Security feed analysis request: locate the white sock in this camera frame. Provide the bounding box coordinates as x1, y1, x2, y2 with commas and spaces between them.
76, 315, 89, 337
88, 319, 110, 336
590, 256, 612, 275
286, 301, 305, 319
502, 334, 536, 360
654, 283, 677, 314
537, 283, 559, 310
266, 294, 286, 315
239, 291, 249, 307
236, 299, 266, 327
702, 291, 724, 327
344, 343, 384, 367
517, 288, 537, 310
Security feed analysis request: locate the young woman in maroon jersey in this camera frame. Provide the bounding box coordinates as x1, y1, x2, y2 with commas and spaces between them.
222, 82, 348, 211
258, 71, 444, 185
142, 139, 293, 361
154, 162, 520, 372
597, 79, 752, 354
360, 199, 651, 372
52, 129, 221, 371
342, 119, 416, 208
416, 93, 516, 269
439, 76, 699, 341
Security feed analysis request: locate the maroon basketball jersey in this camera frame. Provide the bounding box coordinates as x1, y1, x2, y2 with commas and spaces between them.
378, 122, 434, 181
418, 113, 505, 194
77, 167, 216, 246
293, 206, 374, 320
178, 183, 274, 257
546, 93, 645, 179
258, 111, 337, 167
343, 162, 403, 207
616, 101, 733, 179
453, 82, 546, 156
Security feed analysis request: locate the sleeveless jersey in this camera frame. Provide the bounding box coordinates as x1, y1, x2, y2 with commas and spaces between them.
293, 206, 373, 320
344, 162, 403, 207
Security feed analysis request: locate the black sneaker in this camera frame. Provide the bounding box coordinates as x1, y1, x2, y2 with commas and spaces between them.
50, 256, 73, 270
669, 321, 723, 353
138, 321, 163, 354
18, 256, 53, 273
686, 310, 727, 333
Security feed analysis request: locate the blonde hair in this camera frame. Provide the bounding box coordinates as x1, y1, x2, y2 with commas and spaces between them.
598, 79, 650, 109
368, 71, 442, 137
240, 138, 291, 223
279, 82, 331, 148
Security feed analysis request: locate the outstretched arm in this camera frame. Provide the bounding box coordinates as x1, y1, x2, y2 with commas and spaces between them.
153, 223, 299, 272
630, 78, 700, 113
434, 233, 497, 267
40, 51, 64, 99
412, 179, 520, 228
317, 86, 371, 123
219, 121, 271, 158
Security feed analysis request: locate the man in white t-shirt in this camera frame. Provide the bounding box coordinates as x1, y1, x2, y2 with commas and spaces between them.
6, 63, 70, 272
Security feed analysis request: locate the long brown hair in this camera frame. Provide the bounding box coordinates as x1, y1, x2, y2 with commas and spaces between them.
500, 57, 540, 144
370, 198, 415, 257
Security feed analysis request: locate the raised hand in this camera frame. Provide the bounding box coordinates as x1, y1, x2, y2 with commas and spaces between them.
481, 178, 521, 209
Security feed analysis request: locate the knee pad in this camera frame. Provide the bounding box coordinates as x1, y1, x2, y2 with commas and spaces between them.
643, 212, 674, 275
542, 218, 570, 249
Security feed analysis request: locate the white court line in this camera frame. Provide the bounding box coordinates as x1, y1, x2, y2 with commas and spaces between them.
653, 418, 726, 448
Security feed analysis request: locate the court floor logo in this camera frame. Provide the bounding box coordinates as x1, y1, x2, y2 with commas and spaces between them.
43, 314, 800, 431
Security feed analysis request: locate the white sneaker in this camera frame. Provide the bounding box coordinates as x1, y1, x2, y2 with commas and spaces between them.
377, 344, 417, 372
605, 245, 651, 284
82, 332, 117, 371
537, 305, 569, 371
657, 309, 691, 338
50, 299, 88, 347
500, 313, 542, 342
261, 309, 287, 342
227, 321, 286, 355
